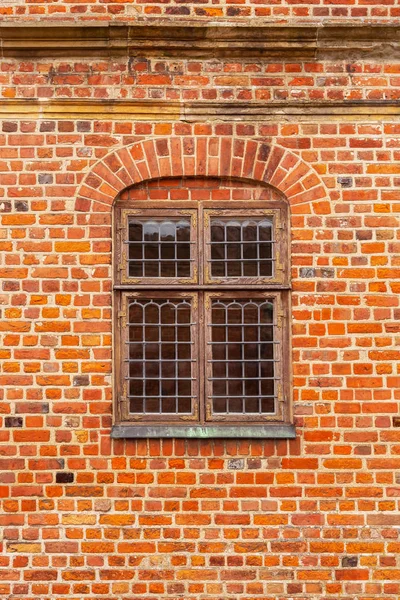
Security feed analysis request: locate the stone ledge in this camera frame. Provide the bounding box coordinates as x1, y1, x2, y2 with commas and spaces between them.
0, 23, 399, 58
111, 424, 296, 439
1, 99, 400, 121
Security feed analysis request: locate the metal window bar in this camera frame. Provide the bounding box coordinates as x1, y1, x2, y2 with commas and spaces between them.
125, 358, 196, 362
128, 322, 197, 326
209, 358, 279, 362
127, 396, 194, 398
210, 395, 276, 398
207, 323, 274, 326
208, 341, 281, 345
206, 241, 278, 244
127, 258, 196, 262
126, 241, 196, 244
127, 341, 198, 345
210, 258, 275, 262
209, 377, 280, 380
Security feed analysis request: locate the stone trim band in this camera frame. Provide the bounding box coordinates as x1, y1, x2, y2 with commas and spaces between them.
1, 23, 400, 59
1, 100, 400, 121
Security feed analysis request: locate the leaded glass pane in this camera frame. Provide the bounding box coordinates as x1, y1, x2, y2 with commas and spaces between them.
210, 218, 273, 278
128, 218, 191, 278
127, 298, 195, 415
208, 298, 276, 416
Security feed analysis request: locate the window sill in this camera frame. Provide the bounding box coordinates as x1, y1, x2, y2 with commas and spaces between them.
111, 424, 296, 439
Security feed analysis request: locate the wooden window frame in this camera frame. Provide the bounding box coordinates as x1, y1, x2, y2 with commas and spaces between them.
204, 207, 285, 286
204, 290, 288, 424
116, 291, 200, 424
113, 199, 294, 439
116, 208, 198, 286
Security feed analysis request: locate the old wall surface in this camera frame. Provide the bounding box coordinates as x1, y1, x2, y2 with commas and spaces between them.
1, 6, 400, 600
0, 0, 399, 21
2, 56, 400, 102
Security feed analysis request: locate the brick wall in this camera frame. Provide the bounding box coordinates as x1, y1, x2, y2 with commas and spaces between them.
1, 118, 400, 598
1, 13, 400, 600
1, 0, 399, 22
2, 57, 400, 102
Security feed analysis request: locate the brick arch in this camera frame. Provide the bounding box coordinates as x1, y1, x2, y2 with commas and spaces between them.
75, 137, 328, 213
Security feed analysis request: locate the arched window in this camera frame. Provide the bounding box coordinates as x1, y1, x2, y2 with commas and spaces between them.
112, 178, 293, 438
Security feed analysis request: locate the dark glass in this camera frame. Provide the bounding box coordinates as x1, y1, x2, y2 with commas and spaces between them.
210, 218, 273, 279
127, 298, 193, 415
128, 218, 191, 279
209, 298, 276, 416
210, 223, 225, 277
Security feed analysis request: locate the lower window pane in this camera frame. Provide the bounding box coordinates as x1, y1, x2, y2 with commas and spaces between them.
208, 297, 277, 418
127, 297, 195, 417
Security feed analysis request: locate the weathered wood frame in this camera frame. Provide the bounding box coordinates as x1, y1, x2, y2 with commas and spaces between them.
203, 290, 289, 424
117, 207, 198, 285
114, 196, 292, 432
203, 206, 285, 286
117, 290, 200, 424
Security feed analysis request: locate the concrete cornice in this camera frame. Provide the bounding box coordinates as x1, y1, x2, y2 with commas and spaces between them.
0, 99, 399, 121
0, 23, 399, 59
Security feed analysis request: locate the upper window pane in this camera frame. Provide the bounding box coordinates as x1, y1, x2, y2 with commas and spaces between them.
119, 209, 197, 284
128, 218, 191, 279
210, 217, 273, 279
204, 208, 284, 285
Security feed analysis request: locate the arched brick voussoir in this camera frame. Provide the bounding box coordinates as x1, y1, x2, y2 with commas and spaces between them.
74, 136, 329, 213
261, 148, 329, 207
142, 140, 161, 179
278, 162, 311, 194
79, 184, 115, 206
90, 163, 126, 194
